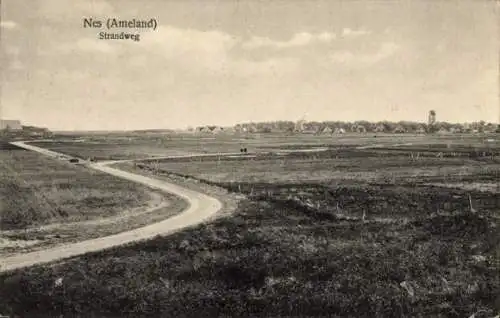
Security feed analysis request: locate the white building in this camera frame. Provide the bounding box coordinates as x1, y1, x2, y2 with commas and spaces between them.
320, 126, 333, 134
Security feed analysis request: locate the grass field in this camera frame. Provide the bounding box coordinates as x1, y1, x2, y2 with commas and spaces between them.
30, 132, 499, 160
0, 145, 186, 254
0, 135, 498, 317
138, 150, 499, 185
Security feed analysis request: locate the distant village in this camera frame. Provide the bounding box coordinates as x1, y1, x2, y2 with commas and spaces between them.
1, 109, 499, 137
192, 111, 499, 135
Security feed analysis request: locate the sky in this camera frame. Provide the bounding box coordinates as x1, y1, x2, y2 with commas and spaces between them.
0, 0, 498, 130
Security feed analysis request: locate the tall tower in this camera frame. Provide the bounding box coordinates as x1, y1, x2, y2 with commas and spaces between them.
428, 110, 436, 127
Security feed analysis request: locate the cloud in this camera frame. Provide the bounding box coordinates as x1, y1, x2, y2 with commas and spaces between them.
374, 42, 400, 60
242, 31, 336, 49
144, 26, 236, 65
230, 57, 299, 76
0, 20, 18, 30
341, 27, 371, 38
143, 26, 299, 76
318, 32, 336, 42
330, 42, 400, 65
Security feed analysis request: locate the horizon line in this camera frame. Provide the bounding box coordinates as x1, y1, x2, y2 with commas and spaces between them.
47, 119, 499, 133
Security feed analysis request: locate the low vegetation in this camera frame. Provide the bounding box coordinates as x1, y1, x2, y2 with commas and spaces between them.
30, 132, 490, 160
0, 137, 498, 317
0, 179, 498, 317
0, 139, 498, 317
0, 149, 159, 230
139, 146, 500, 185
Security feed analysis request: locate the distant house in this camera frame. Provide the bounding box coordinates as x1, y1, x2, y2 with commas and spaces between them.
320, 126, 333, 134
393, 125, 406, 134
197, 126, 211, 133
23, 126, 51, 137
353, 124, 367, 133
450, 127, 462, 134
258, 123, 274, 133
334, 127, 346, 134
197, 125, 225, 134
302, 124, 317, 134
462, 127, 472, 133
247, 124, 258, 133
23, 126, 49, 133
309, 123, 322, 133
209, 126, 224, 134
374, 124, 386, 133
0, 119, 22, 130
437, 127, 450, 134
416, 125, 427, 134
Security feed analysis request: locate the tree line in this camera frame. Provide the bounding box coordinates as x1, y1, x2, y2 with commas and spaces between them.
233, 120, 499, 133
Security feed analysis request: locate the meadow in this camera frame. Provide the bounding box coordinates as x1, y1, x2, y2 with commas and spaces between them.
0, 134, 498, 317
139, 149, 499, 184
29, 132, 496, 160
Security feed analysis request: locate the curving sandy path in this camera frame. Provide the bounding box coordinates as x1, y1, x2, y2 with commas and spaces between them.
0, 141, 222, 273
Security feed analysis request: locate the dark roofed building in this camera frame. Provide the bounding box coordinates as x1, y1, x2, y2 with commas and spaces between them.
416, 125, 427, 134
393, 125, 406, 133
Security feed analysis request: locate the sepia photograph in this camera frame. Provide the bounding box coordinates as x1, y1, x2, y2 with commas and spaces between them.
0, 0, 499, 317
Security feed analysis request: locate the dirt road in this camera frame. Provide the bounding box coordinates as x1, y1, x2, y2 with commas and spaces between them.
0, 142, 222, 273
